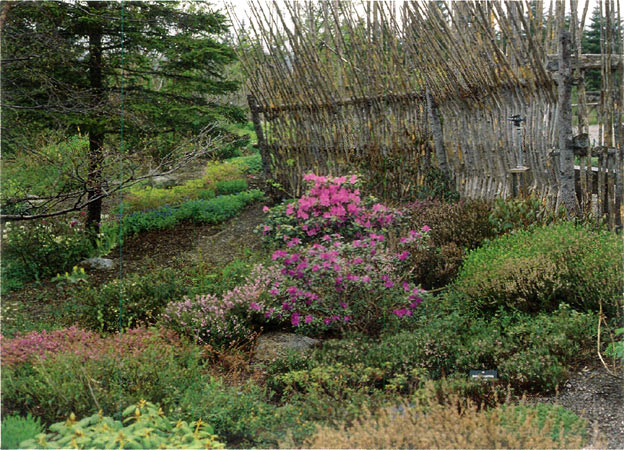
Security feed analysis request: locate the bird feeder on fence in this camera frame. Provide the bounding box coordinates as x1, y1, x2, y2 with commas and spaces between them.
507, 114, 530, 198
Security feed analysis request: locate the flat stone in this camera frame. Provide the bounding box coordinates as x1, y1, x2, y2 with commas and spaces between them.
79, 257, 115, 271
253, 332, 320, 362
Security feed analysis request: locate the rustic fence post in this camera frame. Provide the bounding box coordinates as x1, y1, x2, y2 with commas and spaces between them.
247, 94, 271, 180
425, 87, 449, 177
556, 28, 579, 215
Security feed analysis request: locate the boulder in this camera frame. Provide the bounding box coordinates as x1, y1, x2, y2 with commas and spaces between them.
253, 332, 320, 362
79, 257, 115, 271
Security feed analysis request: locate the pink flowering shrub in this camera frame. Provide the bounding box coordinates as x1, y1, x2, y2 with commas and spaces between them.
161, 264, 281, 348
0, 326, 183, 369
249, 230, 430, 336
257, 174, 402, 247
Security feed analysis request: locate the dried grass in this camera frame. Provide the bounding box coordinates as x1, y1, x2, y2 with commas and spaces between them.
298, 386, 603, 449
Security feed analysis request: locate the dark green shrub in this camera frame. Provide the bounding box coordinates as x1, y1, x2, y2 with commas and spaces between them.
1, 331, 203, 425
1, 215, 94, 290
215, 178, 248, 195
175, 378, 282, 448
1, 413, 43, 449
20, 400, 225, 449
489, 196, 568, 235
265, 299, 597, 395
77, 268, 188, 332
454, 223, 623, 314
400, 199, 495, 288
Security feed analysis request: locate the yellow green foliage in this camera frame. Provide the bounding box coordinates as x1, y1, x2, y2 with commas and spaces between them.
123, 161, 246, 212
20, 400, 225, 449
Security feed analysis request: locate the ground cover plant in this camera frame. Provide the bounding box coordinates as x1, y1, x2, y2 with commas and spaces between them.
1, 171, 619, 449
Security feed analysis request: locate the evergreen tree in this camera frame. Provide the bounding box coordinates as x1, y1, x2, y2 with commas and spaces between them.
1, 1, 243, 231
581, 5, 602, 92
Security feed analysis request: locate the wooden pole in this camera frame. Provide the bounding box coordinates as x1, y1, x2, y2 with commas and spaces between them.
247, 94, 272, 180
556, 28, 579, 215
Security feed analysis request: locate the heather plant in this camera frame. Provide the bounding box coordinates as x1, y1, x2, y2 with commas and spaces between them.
2, 328, 201, 424
20, 400, 225, 449
454, 223, 623, 314
1, 413, 44, 449
257, 173, 402, 247
203, 160, 245, 189
250, 230, 430, 336
161, 263, 276, 348
123, 179, 216, 212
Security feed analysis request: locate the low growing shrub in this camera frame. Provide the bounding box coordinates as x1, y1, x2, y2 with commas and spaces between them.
252, 231, 429, 336
115, 189, 264, 237
400, 199, 495, 288
302, 386, 595, 449
1, 413, 43, 449
20, 400, 225, 449
77, 268, 188, 332
123, 179, 216, 212
2, 328, 201, 424
454, 223, 623, 314
216, 178, 248, 195
1, 214, 94, 288
489, 196, 569, 235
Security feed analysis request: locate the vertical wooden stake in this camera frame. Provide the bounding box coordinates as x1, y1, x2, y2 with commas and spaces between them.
247, 94, 271, 180
556, 28, 579, 215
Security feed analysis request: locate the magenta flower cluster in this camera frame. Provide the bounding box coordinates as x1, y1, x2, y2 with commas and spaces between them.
258, 173, 402, 246
1, 326, 182, 369
248, 229, 429, 333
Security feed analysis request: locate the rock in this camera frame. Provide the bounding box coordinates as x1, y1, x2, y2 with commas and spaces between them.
253, 332, 319, 362
150, 175, 177, 188
79, 257, 115, 271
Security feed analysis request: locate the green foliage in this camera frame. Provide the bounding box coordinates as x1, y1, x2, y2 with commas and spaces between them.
203, 161, 245, 190
123, 179, 216, 213
77, 268, 188, 332
51, 266, 88, 287
1, 413, 43, 449
1, 216, 94, 292
402, 199, 495, 288
488, 196, 568, 235
114, 189, 264, 237
454, 223, 623, 314
3, 2, 244, 155
215, 178, 248, 195
412, 167, 460, 202
2, 333, 203, 425
265, 300, 598, 396
1, 135, 88, 199
605, 328, 624, 366
20, 400, 225, 449
228, 153, 263, 174
498, 403, 588, 444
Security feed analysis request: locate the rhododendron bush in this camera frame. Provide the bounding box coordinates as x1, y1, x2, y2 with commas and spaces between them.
161, 173, 432, 343
257, 174, 402, 247
255, 231, 429, 335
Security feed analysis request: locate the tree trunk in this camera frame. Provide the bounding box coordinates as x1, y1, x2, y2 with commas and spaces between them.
86, 1, 105, 240
556, 28, 579, 215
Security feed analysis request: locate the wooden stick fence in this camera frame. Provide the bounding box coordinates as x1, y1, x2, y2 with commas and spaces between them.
232, 0, 623, 228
